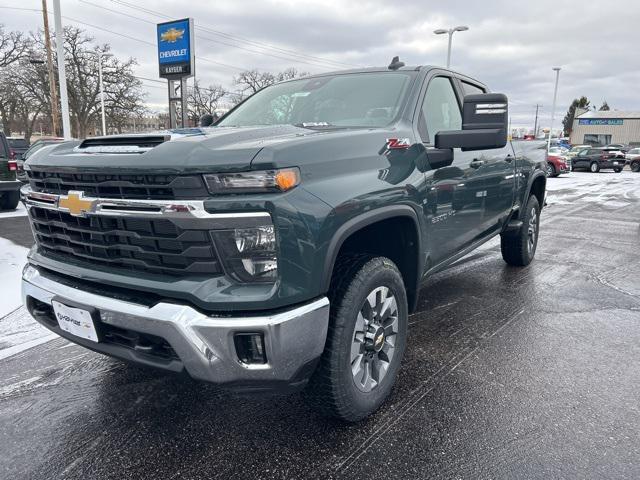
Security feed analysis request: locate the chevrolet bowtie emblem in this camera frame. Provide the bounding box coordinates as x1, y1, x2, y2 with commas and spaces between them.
58, 191, 96, 217
160, 28, 185, 43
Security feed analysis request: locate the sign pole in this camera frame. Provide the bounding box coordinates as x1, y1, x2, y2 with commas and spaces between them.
181, 77, 189, 127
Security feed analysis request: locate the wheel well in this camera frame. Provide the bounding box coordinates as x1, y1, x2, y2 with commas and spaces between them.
530, 175, 546, 208
334, 216, 420, 312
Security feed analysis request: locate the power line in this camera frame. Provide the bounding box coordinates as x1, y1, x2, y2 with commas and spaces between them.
108, 0, 359, 69
80, 0, 349, 70
0, 5, 247, 72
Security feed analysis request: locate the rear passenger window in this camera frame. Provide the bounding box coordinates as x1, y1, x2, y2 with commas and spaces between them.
0, 138, 7, 158
419, 76, 462, 143
461, 81, 485, 96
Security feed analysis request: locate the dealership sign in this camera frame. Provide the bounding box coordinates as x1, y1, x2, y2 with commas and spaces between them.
157, 18, 194, 78
578, 119, 623, 126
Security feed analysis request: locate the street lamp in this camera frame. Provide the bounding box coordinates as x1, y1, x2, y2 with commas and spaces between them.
433, 25, 469, 68
52, 0, 71, 140
94, 52, 113, 136
547, 67, 561, 151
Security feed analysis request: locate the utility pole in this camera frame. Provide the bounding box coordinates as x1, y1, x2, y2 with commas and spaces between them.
533, 104, 541, 139
547, 67, 561, 151
52, 0, 71, 139
41, 0, 60, 137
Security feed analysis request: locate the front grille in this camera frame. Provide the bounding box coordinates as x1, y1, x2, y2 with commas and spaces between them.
30, 206, 223, 277
27, 170, 209, 200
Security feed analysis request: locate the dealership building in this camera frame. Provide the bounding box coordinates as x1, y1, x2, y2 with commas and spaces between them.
570, 110, 640, 147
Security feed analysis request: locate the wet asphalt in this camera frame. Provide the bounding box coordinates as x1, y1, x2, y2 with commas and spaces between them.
0, 171, 639, 479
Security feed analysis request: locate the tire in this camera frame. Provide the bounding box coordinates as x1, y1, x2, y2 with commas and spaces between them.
500, 195, 540, 267
0, 191, 19, 210
590, 162, 600, 173
631, 161, 640, 173
614, 168, 622, 173
305, 255, 408, 422
545, 162, 556, 177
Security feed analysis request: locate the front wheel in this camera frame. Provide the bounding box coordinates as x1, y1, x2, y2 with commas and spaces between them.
305, 255, 408, 422
614, 167, 622, 173
590, 162, 600, 173
500, 195, 540, 267
631, 161, 640, 173
545, 162, 556, 177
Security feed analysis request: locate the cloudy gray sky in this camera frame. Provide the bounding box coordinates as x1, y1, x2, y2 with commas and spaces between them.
3, 0, 639, 128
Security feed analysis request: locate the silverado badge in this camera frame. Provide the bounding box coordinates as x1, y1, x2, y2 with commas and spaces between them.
58, 191, 96, 217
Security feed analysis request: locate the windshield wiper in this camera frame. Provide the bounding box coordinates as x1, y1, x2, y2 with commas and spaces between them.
294, 122, 340, 129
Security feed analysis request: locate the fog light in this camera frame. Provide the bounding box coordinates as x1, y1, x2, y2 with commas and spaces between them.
234, 333, 267, 364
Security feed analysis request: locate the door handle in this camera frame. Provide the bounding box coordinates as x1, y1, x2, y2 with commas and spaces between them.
470, 159, 485, 169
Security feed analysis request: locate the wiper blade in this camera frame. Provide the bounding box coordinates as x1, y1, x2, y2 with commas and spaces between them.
294, 122, 338, 129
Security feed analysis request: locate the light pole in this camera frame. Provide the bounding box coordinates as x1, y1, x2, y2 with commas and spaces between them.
547, 67, 561, 151
52, 0, 71, 139
433, 25, 469, 68
96, 52, 112, 136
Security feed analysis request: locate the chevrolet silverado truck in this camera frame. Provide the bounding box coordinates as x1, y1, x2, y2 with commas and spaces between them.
21, 61, 546, 421
0, 131, 22, 210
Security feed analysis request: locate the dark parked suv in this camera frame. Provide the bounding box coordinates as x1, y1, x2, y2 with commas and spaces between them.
571, 147, 624, 173
21, 62, 547, 421
0, 132, 22, 210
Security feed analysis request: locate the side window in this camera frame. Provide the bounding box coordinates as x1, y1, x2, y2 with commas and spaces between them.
418, 76, 462, 143
0, 137, 7, 158
461, 81, 485, 96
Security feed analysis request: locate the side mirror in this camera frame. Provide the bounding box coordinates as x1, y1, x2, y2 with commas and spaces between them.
435, 93, 508, 151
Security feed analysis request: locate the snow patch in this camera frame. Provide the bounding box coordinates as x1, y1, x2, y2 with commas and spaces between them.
0, 237, 28, 317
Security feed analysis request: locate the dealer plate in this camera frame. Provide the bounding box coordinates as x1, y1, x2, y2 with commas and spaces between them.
52, 301, 99, 343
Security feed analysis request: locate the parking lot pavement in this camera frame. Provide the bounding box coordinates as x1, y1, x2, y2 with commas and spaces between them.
0, 171, 639, 479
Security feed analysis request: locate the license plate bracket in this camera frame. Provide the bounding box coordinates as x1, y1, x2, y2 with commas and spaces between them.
52, 300, 100, 343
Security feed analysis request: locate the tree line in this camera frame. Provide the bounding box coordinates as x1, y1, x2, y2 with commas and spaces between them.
0, 24, 307, 140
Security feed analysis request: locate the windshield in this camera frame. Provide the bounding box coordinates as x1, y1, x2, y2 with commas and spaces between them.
218, 72, 414, 129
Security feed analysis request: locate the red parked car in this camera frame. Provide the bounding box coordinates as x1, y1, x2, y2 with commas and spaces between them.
546, 152, 570, 177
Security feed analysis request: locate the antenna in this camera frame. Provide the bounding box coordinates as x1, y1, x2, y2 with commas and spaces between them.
388, 56, 405, 70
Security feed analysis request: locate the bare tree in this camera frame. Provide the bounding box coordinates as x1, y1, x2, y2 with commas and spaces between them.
50, 27, 145, 138
187, 81, 227, 124
231, 68, 308, 106
0, 25, 29, 68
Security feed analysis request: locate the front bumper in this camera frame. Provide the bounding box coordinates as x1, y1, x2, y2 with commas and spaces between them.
0, 180, 21, 192
22, 264, 330, 390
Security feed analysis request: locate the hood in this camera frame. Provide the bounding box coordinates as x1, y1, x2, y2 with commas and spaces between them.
26, 125, 343, 174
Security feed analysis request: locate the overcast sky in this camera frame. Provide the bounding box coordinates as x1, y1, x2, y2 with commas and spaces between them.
3, 0, 640, 128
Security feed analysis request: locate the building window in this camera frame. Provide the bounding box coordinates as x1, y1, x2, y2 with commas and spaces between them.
583, 134, 612, 146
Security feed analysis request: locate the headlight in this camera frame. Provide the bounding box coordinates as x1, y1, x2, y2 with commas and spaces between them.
212, 225, 277, 283
203, 168, 300, 194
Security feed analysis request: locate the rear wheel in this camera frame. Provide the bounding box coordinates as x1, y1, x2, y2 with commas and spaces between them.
501, 195, 540, 267
0, 191, 19, 210
631, 161, 640, 172
590, 162, 600, 173
305, 255, 408, 422
614, 167, 622, 173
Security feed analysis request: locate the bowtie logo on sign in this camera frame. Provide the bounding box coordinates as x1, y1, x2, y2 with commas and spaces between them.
160, 27, 185, 43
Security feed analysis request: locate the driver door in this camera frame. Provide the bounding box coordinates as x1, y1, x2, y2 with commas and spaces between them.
417, 75, 487, 267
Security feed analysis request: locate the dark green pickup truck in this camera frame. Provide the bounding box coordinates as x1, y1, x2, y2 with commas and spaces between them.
21, 62, 546, 421
0, 132, 22, 210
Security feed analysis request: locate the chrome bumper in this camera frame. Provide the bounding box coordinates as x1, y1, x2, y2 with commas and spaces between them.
22, 265, 330, 387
